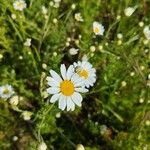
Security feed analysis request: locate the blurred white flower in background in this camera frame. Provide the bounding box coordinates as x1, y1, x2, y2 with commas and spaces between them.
76, 144, 85, 150
9, 95, 19, 105
124, 7, 136, 17
13, 0, 27, 11
38, 142, 47, 150
74, 61, 96, 88
93, 21, 105, 35
22, 111, 33, 120
69, 48, 79, 55
41, 6, 48, 15
75, 13, 84, 22
0, 84, 14, 99
24, 38, 31, 46
143, 26, 150, 40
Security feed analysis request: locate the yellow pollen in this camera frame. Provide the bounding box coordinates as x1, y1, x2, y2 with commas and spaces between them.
94, 27, 100, 33
79, 69, 89, 79
60, 80, 74, 96
3, 89, 10, 95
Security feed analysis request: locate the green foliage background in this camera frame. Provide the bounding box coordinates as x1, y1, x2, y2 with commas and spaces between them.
0, 0, 150, 149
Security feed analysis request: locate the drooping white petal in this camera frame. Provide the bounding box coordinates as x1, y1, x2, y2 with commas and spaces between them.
47, 87, 60, 94
60, 64, 67, 80
75, 87, 88, 93
71, 92, 82, 107
66, 65, 74, 80
58, 95, 67, 110
50, 70, 62, 83
50, 93, 60, 103
66, 97, 75, 111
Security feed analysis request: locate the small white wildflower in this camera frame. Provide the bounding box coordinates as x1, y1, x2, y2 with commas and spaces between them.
9, 95, 19, 105
116, 15, 121, 20
53, 2, 60, 8
93, 21, 105, 35
66, 42, 70, 47
42, 6, 48, 15
49, 1, 54, 6
90, 46, 96, 52
38, 142, 47, 150
12, 136, 18, 141
42, 63, 47, 69
130, 72, 135, 76
13, 0, 27, 11
75, 39, 79, 45
74, 61, 96, 88
117, 40, 122, 45
76, 144, 85, 150
0, 84, 14, 99
117, 33, 123, 39
22, 111, 32, 120
100, 125, 107, 135
139, 21, 144, 27
145, 120, 150, 126
75, 13, 84, 22
54, 0, 61, 2
78, 35, 82, 39
53, 18, 58, 24
24, 38, 31, 47
19, 55, 23, 60
53, 52, 57, 56
105, 42, 108, 46
98, 45, 103, 51
71, 4, 76, 10
140, 65, 145, 71
148, 74, 150, 80
121, 81, 127, 87
56, 112, 61, 118
69, 48, 79, 55
139, 98, 144, 103
124, 7, 135, 17
0, 54, 3, 59
11, 14, 17, 20
143, 26, 150, 40
67, 37, 71, 42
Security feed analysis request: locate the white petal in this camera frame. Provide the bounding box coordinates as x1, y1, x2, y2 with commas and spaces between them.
46, 77, 59, 86
71, 73, 83, 84
71, 92, 82, 107
66, 97, 75, 111
60, 64, 67, 80
58, 95, 67, 110
50, 70, 62, 83
47, 87, 60, 94
66, 65, 74, 80
75, 87, 88, 93
50, 93, 60, 103
74, 80, 85, 87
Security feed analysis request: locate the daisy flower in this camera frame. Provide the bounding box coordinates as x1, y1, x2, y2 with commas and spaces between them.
74, 61, 96, 88
75, 13, 84, 22
93, 21, 105, 35
13, 0, 27, 11
0, 84, 14, 99
46, 64, 88, 111
143, 26, 150, 40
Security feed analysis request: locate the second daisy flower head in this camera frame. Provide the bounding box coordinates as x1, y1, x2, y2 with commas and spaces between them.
46, 61, 96, 111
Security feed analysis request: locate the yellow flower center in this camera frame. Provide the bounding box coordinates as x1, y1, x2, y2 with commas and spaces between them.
79, 69, 89, 79
60, 80, 75, 96
3, 89, 10, 95
94, 27, 100, 33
